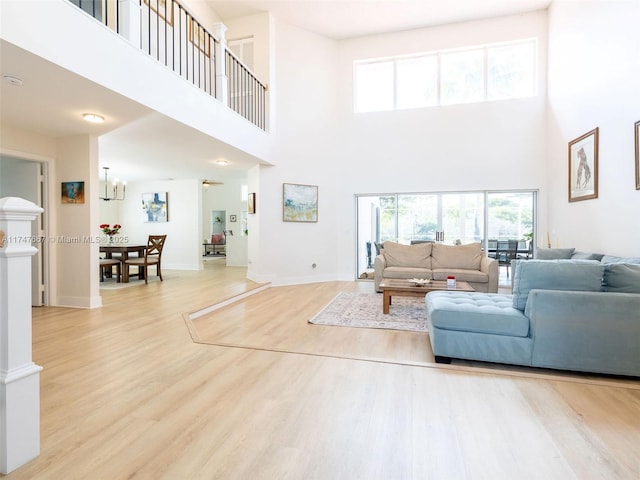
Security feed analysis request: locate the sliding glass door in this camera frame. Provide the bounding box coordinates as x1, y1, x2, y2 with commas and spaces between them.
356, 190, 536, 279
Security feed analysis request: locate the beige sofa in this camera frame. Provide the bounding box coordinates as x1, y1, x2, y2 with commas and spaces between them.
374, 241, 498, 293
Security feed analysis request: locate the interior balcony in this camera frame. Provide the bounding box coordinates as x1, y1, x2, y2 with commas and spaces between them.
0, 0, 272, 172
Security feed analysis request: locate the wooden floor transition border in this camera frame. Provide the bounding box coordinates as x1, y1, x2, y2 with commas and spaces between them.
182, 291, 640, 391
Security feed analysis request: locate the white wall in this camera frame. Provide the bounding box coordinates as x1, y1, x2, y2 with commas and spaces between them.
248, 20, 342, 284
108, 179, 201, 270
56, 135, 101, 308
249, 11, 549, 285
336, 11, 548, 194
546, 0, 640, 256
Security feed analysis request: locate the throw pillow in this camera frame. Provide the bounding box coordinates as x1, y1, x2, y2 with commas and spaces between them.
383, 241, 432, 268
431, 242, 482, 271
535, 247, 575, 260
511, 260, 605, 311
211, 234, 225, 245
571, 251, 605, 261
603, 264, 640, 293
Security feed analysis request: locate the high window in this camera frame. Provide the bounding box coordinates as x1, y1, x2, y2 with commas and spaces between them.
354, 39, 537, 113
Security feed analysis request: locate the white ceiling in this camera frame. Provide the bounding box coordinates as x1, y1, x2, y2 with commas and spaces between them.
209, 0, 552, 40
1, 0, 552, 183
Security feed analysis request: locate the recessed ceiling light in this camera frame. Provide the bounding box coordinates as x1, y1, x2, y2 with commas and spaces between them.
2, 74, 24, 86
82, 113, 105, 123
215, 160, 230, 165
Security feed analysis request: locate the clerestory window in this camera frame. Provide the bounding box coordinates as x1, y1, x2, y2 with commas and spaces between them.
354, 39, 537, 113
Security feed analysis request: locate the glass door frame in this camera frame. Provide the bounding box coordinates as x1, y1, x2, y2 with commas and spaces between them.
355, 189, 538, 279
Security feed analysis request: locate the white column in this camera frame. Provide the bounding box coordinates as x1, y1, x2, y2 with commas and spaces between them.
0, 197, 44, 474
212, 23, 228, 105
118, 0, 141, 48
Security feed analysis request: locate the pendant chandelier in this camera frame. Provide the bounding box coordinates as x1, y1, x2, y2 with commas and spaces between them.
99, 167, 126, 201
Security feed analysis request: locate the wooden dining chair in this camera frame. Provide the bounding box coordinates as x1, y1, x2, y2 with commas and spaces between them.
100, 258, 121, 283
123, 235, 167, 284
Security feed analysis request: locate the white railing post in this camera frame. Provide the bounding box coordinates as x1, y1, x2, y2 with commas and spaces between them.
0, 197, 44, 474
118, 0, 141, 48
212, 23, 228, 105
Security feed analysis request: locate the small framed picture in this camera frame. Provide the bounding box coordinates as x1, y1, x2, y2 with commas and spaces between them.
568, 127, 599, 202
635, 120, 639, 190
61, 181, 85, 204
248, 193, 256, 214
142, 192, 168, 222
230, 214, 237, 222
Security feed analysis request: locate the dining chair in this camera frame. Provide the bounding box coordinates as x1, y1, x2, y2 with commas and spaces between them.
122, 235, 167, 284
100, 258, 121, 283
487, 239, 498, 259
516, 240, 533, 260
495, 240, 518, 277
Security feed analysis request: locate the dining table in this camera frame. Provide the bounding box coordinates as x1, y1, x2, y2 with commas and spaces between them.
100, 243, 146, 282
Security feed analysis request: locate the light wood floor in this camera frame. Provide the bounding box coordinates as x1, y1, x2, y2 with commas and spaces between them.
8, 260, 640, 479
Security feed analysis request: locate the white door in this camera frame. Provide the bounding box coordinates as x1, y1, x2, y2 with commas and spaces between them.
0, 156, 46, 306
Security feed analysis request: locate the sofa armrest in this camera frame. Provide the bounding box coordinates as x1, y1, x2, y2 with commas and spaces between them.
526, 289, 640, 376
374, 254, 386, 292
480, 256, 499, 293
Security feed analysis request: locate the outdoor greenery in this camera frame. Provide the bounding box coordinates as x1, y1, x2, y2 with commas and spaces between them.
370, 191, 533, 245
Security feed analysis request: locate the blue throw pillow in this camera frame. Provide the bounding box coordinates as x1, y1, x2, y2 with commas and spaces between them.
572, 251, 605, 261
603, 264, 640, 293
535, 248, 575, 260
512, 260, 605, 311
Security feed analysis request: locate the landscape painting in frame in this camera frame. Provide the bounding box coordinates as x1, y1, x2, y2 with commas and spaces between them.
283, 183, 318, 222
61, 181, 85, 204
568, 127, 599, 202
142, 192, 168, 222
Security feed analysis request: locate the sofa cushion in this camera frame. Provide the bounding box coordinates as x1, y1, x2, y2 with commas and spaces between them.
511, 260, 605, 311
431, 242, 482, 271
603, 264, 640, 293
536, 248, 575, 260
427, 292, 530, 337
572, 251, 605, 261
383, 241, 432, 268
383, 266, 432, 280
600, 255, 640, 265
432, 268, 488, 284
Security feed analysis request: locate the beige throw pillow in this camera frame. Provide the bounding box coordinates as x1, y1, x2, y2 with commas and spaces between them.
431, 242, 482, 270
383, 241, 432, 268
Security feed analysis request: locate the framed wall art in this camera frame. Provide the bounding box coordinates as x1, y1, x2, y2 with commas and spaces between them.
248, 193, 256, 214
142, 192, 168, 222
189, 18, 210, 56
635, 120, 639, 190
283, 183, 318, 222
568, 127, 599, 202
143, 0, 173, 26
61, 181, 85, 204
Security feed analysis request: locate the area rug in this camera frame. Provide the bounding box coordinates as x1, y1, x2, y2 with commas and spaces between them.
309, 292, 427, 332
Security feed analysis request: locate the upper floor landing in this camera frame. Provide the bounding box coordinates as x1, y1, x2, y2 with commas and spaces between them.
0, 0, 273, 171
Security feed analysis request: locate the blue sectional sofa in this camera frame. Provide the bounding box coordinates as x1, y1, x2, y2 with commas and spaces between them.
425, 259, 640, 377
